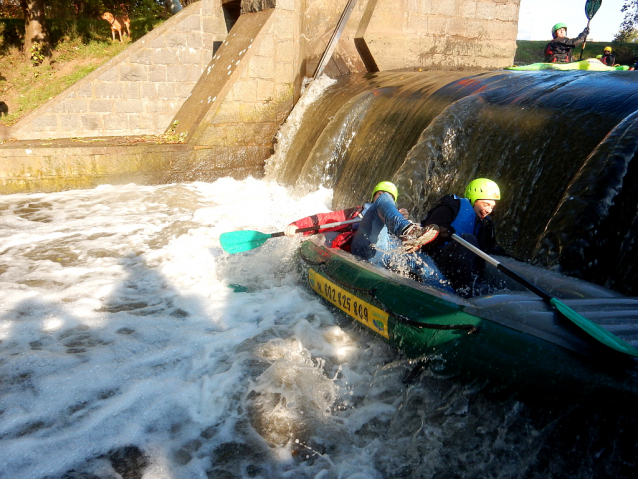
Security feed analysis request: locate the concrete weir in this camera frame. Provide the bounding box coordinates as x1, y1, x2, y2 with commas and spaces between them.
0, 0, 521, 194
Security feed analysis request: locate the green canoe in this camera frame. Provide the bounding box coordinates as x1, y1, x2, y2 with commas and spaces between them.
506, 58, 630, 71
299, 237, 638, 401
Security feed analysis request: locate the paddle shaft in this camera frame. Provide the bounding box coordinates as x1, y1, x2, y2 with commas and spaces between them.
579, 18, 591, 61
579, 0, 602, 60
451, 234, 638, 357
271, 217, 362, 238
220, 218, 363, 254
451, 234, 550, 301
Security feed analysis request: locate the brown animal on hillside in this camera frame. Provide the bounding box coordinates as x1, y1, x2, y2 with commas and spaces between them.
101, 12, 131, 43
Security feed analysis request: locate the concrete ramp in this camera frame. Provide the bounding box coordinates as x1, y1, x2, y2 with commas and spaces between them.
166, 5, 300, 182
172, 9, 274, 143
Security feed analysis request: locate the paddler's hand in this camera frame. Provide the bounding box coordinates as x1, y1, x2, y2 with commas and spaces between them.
284, 224, 298, 236
438, 226, 455, 238
399, 208, 409, 219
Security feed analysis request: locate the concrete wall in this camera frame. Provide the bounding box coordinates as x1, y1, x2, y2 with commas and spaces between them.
359, 0, 521, 70
303, 0, 521, 75
0, 0, 523, 194
3, 1, 228, 141
0, 140, 189, 194
167, 1, 301, 181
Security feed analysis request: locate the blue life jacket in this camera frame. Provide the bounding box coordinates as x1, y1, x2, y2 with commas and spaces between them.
450, 196, 479, 237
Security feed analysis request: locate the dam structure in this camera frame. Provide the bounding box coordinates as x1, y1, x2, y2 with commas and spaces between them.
0, 0, 521, 194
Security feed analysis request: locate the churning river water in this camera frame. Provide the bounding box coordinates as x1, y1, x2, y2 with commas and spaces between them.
2, 74, 638, 479
1, 179, 636, 479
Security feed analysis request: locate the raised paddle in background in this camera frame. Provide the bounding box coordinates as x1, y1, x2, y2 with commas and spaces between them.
580, 0, 603, 60
451, 233, 638, 358
220, 218, 362, 254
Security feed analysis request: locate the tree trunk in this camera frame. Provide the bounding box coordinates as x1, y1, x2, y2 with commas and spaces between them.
20, 0, 51, 64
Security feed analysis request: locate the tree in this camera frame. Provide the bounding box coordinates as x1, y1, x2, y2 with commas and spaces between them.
616, 1, 638, 41
620, 1, 638, 28
20, 0, 51, 64
3, 0, 176, 63
614, 27, 638, 43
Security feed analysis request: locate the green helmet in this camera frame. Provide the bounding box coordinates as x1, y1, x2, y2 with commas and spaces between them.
552, 23, 567, 37
464, 178, 501, 206
371, 181, 398, 201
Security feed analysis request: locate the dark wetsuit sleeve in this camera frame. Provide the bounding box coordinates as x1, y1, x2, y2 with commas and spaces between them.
478, 217, 497, 254
420, 195, 459, 251
553, 29, 588, 48
422, 204, 456, 229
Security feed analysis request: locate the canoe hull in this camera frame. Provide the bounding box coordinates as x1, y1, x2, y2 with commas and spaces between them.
299, 238, 638, 401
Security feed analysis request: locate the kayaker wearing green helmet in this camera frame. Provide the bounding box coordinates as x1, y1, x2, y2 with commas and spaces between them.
284, 181, 428, 252
419, 178, 502, 296
544, 22, 589, 63
285, 182, 450, 290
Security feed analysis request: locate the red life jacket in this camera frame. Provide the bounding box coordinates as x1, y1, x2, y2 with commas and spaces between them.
289, 206, 364, 252
330, 207, 363, 252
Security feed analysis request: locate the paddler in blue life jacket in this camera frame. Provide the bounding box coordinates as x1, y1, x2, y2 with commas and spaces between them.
419, 178, 501, 296
286, 182, 447, 287
544, 23, 589, 63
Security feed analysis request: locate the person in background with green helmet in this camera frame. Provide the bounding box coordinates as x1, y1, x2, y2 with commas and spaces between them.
419, 178, 502, 296
544, 22, 589, 63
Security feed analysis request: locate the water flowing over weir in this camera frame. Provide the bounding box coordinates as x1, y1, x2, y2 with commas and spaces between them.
3, 72, 638, 479
268, 71, 638, 295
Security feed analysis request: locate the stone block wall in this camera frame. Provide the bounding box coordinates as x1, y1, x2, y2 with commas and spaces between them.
0, 0, 524, 194
4, 1, 228, 141
168, 1, 301, 181
360, 0, 521, 70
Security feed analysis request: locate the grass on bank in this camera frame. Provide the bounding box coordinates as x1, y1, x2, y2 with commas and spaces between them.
0, 17, 165, 127
514, 40, 638, 66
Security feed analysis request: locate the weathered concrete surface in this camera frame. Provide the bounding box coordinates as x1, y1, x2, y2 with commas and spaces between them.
308, 0, 521, 75
0, 138, 262, 195
167, 4, 300, 181
359, 0, 521, 70
0, 0, 522, 195
1, 1, 227, 141
170, 9, 276, 143
0, 140, 185, 194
